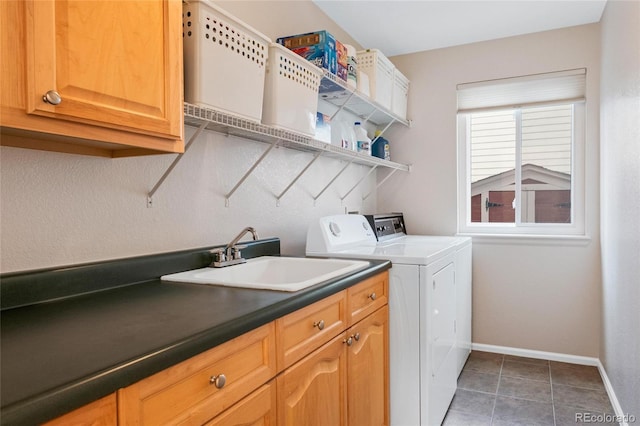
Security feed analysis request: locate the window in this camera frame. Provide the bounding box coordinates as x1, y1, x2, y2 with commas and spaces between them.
457, 69, 586, 236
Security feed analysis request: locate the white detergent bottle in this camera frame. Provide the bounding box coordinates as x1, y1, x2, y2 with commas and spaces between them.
353, 122, 371, 154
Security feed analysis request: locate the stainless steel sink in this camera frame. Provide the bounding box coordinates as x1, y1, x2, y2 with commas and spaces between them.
161, 256, 370, 292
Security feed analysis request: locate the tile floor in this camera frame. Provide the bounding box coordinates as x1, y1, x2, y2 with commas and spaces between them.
443, 351, 617, 426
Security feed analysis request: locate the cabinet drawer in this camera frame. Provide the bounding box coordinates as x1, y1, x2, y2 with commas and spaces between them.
118, 322, 276, 426
276, 291, 346, 370
348, 271, 389, 326
43, 393, 116, 426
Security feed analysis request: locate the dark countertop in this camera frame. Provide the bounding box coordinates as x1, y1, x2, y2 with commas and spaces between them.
0, 240, 391, 425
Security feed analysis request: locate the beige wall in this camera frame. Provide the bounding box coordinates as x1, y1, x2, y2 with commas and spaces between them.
0, 0, 373, 273
0, 1, 613, 363
600, 0, 640, 417
217, 0, 361, 48
380, 24, 602, 357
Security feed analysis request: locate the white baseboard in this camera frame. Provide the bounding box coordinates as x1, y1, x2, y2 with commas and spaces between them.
471, 343, 629, 425
596, 359, 630, 426
471, 343, 599, 365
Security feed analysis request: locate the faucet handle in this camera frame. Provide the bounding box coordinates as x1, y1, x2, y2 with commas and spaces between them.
209, 248, 227, 263
230, 245, 246, 260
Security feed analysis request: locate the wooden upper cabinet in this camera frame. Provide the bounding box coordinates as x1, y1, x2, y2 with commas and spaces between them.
0, 0, 184, 157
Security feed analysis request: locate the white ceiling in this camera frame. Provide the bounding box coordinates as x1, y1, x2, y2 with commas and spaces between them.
313, 0, 607, 56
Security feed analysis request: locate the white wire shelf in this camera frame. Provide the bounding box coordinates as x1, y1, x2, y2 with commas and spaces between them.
183, 103, 411, 172
146, 103, 411, 208
318, 71, 411, 128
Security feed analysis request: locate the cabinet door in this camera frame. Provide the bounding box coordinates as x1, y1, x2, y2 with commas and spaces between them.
277, 333, 348, 426
25, 0, 182, 140
347, 306, 389, 426
205, 382, 276, 426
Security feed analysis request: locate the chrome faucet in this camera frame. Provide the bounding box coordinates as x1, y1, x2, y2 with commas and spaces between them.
210, 227, 259, 267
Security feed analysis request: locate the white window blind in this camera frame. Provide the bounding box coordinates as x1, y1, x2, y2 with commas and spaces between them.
457, 68, 586, 113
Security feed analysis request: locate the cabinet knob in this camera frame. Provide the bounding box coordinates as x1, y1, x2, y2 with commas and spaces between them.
368, 292, 377, 301
344, 336, 353, 346
353, 332, 360, 342
209, 374, 226, 389
313, 320, 325, 330
43, 90, 62, 105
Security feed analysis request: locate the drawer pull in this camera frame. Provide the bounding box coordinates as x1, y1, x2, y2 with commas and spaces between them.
368, 292, 377, 301
353, 332, 360, 342
209, 374, 226, 389
313, 320, 325, 330
344, 336, 353, 346
43, 90, 62, 105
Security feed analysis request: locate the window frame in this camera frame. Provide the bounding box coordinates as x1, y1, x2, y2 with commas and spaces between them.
457, 102, 586, 237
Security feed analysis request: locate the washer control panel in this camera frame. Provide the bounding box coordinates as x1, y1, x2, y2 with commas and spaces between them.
365, 213, 407, 241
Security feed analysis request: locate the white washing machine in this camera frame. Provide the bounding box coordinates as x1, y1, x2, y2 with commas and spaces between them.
306, 213, 472, 426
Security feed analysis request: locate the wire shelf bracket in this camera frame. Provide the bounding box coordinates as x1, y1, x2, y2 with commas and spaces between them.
225, 139, 279, 207
340, 165, 378, 203
313, 160, 354, 205
363, 163, 413, 201
276, 151, 323, 206
147, 121, 208, 208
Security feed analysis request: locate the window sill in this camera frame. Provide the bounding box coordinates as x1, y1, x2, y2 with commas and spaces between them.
455, 232, 593, 246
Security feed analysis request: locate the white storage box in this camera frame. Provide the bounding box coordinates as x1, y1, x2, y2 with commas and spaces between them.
392, 68, 410, 120
183, 0, 271, 122
262, 43, 323, 136
356, 49, 394, 110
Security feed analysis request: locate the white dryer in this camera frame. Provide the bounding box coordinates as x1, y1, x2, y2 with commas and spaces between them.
306, 213, 472, 426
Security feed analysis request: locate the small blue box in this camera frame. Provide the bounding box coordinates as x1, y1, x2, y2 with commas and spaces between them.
315, 112, 332, 143
277, 30, 336, 75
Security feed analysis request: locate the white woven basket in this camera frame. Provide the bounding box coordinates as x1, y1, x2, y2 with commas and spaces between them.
356, 49, 395, 110
392, 68, 410, 120
262, 43, 323, 136
183, 0, 271, 122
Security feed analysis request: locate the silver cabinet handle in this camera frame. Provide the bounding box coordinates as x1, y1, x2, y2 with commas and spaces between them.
313, 319, 325, 330
43, 90, 62, 105
368, 292, 377, 301
353, 332, 360, 341
344, 336, 353, 346
209, 374, 226, 389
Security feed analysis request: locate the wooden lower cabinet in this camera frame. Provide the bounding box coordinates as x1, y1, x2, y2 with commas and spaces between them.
276, 273, 389, 426
277, 305, 389, 426
52, 272, 389, 426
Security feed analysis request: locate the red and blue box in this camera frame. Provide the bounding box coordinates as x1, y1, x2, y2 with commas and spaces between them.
277, 30, 336, 75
